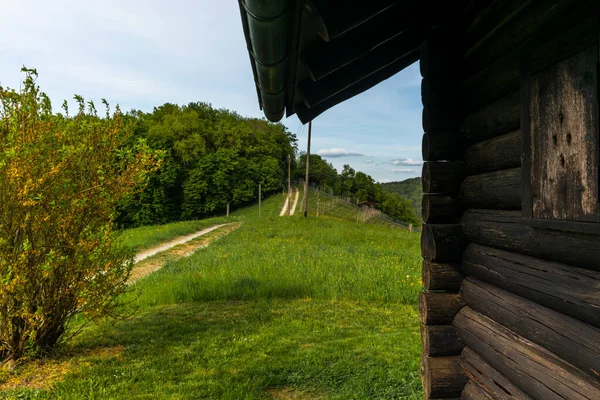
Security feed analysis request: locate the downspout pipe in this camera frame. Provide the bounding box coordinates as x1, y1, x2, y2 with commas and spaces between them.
243, 0, 288, 122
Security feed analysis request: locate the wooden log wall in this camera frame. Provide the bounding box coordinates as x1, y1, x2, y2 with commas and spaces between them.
419, 27, 468, 400
435, 2, 600, 399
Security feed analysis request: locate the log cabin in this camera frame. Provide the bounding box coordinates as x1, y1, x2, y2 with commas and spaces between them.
237, 1, 600, 398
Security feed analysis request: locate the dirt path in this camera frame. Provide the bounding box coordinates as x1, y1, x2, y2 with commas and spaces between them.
279, 187, 299, 216
290, 187, 300, 215
129, 223, 240, 284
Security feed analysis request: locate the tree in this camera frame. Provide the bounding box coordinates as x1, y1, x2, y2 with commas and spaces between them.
0, 69, 157, 361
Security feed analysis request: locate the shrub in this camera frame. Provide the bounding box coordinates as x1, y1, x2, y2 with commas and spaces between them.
0, 69, 158, 362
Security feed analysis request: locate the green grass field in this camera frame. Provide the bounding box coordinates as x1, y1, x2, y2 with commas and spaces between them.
0, 194, 423, 399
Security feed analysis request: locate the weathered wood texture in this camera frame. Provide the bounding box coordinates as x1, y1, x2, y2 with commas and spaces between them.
422, 260, 464, 291
419, 292, 463, 325
421, 324, 464, 357
422, 194, 462, 224
421, 355, 468, 399
464, 131, 521, 175
421, 224, 467, 262
454, 307, 600, 400
423, 105, 462, 133
461, 209, 600, 271
530, 45, 599, 222
422, 132, 465, 161
461, 380, 495, 400
462, 244, 600, 328
460, 168, 521, 210
422, 162, 466, 194
463, 12, 598, 110
461, 91, 520, 143
461, 277, 600, 379
461, 347, 533, 400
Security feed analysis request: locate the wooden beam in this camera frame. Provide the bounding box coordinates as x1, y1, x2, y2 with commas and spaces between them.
460, 209, 600, 271
419, 292, 463, 325
460, 167, 522, 210
422, 194, 462, 224
461, 380, 496, 400
462, 245, 600, 329
422, 162, 465, 194
421, 355, 467, 399
421, 224, 467, 262
464, 131, 521, 175
461, 277, 600, 379
421, 324, 464, 357
461, 347, 534, 400
454, 307, 600, 400
299, 31, 424, 108
422, 105, 462, 133
461, 90, 520, 143
422, 132, 465, 162
422, 260, 464, 291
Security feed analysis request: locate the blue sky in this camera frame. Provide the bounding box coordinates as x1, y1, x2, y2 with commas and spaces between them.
0, 1, 422, 182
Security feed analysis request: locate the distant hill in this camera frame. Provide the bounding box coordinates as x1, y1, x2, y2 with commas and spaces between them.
381, 178, 422, 218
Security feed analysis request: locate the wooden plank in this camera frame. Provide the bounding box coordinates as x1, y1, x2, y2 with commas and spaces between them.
421, 224, 467, 262
462, 14, 598, 111
460, 168, 521, 210
461, 380, 495, 400
461, 90, 520, 143
422, 162, 466, 194
460, 209, 600, 271
462, 245, 600, 329
419, 292, 463, 325
520, 56, 533, 218
422, 194, 463, 224
421, 355, 467, 399
461, 347, 534, 400
423, 104, 462, 133
464, 131, 521, 175
461, 277, 600, 378
454, 307, 600, 400
421, 324, 464, 357
530, 45, 599, 222
422, 260, 464, 291
422, 132, 465, 162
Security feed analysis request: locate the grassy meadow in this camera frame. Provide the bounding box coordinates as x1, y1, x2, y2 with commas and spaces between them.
0, 193, 423, 399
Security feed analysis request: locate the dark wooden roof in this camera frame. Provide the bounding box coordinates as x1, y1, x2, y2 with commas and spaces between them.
239, 0, 467, 123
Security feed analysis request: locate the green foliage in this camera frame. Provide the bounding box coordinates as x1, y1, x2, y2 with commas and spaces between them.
381, 178, 423, 218
0, 69, 157, 362
116, 103, 297, 227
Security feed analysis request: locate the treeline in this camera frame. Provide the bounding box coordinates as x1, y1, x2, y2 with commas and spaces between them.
295, 154, 421, 226
381, 177, 423, 218
117, 103, 297, 227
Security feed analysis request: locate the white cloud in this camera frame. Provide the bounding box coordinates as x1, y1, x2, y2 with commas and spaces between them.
364, 159, 373, 163
317, 148, 364, 158
391, 168, 415, 173
391, 158, 422, 166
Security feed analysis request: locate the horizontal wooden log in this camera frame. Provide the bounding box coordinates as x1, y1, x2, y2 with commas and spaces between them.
461, 91, 520, 143
421, 77, 462, 109
461, 347, 533, 400
421, 224, 467, 262
421, 355, 467, 399
460, 168, 522, 210
460, 209, 600, 271
463, 12, 598, 111
422, 194, 463, 224
423, 105, 462, 133
422, 162, 465, 194
454, 307, 600, 400
462, 244, 600, 328
421, 324, 464, 357
461, 380, 495, 400
461, 277, 600, 379
420, 29, 464, 78
422, 260, 464, 291
422, 132, 465, 161
464, 130, 521, 175
419, 292, 463, 325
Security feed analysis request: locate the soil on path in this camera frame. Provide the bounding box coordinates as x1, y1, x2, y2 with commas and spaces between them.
129, 223, 240, 284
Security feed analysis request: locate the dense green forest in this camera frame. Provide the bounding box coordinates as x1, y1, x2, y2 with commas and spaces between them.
294, 155, 420, 226
116, 103, 297, 227
381, 178, 423, 218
